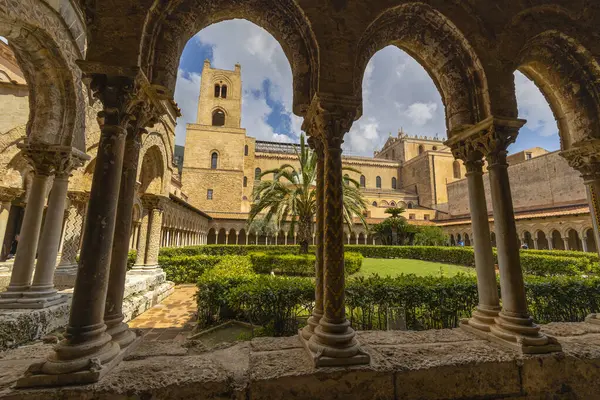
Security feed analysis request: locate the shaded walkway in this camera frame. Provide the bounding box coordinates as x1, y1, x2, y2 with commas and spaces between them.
128, 284, 197, 342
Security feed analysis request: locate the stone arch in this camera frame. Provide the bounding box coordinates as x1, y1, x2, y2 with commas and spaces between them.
584, 227, 597, 253
449, 234, 456, 246
566, 228, 582, 251
464, 233, 471, 246
217, 228, 227, 245
238, 228, 247, 245
551, 229, 564, 250
207, 228, 217, 244
227, 228, 237, 245
354, 2, 491, 131
138, 132, 171, 195
523, 231, 534, 249
140, 0, 319, 115
535, 230, 549, 250
139, 145, 165, 195
0, 0, 86, 150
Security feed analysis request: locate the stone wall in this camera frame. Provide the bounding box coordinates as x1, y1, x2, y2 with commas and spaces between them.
447, 151, 587, 216
0, 87, 28, 135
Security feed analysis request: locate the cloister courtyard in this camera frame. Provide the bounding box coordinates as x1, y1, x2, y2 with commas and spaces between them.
3, 0, 600, 399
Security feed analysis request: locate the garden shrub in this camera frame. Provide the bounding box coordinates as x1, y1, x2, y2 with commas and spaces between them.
127, 250, 136, 269
160, 245, 305, 258
195, 256, 256, 327
227, 275, 314, 336
519, 253, 592, 276
248, 251, 362, 276
159, 254, 222, 284
521, 248, 599, 263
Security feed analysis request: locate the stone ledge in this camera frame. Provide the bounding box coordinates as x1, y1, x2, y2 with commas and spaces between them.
2, 323, 600, 399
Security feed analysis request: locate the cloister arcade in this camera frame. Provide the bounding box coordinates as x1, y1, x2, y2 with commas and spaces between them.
1, 0, 600, 395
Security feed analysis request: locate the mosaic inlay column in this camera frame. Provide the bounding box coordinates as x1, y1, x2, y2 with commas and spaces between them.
448, 137, 500, 332
134, 210, 149, 266
477, 117, 560, 353
304, 94, 369, 366
0, 144, 55, 304
301, 135, 325, 340
17, 71, 166, 387
56, 192, 88, 272
139, 194, 166, 269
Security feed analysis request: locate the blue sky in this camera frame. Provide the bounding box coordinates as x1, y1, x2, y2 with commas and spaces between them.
174, 20, 560, 156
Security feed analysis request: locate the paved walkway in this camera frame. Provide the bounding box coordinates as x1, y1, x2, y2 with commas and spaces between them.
128, 284, 197, 342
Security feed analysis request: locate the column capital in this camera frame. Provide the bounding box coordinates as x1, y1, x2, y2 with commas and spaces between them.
445, 116, 526, 167
302, 93, 360, 149
0, 187, 24, 203
560, 139, 600, 183
141, 194, 168, 211
18, 143, 90, 177
77, 62, 169, 134
67, 190, 90, 206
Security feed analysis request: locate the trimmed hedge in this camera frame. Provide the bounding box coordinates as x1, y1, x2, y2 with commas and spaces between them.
197, 268, 600, 334
248, 251, 362, 276
158, 254, 222, 284
160, 245, 304, 258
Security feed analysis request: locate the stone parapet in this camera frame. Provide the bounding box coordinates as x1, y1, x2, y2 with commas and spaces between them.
2, 323, 600, 398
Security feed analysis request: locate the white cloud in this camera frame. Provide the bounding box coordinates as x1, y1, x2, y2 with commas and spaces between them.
173, 69, 201, 144
404, 102, 438, 126
515, 71, 558, 137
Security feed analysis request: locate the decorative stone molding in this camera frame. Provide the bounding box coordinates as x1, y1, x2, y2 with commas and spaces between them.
302, 93, 360, 147
17, 143, 89, 177
560, 139, 600, 183
0, 187, 24, 203
141, 194, 168, 211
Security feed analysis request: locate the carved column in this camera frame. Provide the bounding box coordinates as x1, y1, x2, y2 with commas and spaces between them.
562, 140, 600, 323
301, 136, 325, 340
22, 149, 88, 307
304, 94, 369, 366
473, 117, 560, 353
17, 71, 165, 387
136, 194, 166, 270
56, 192, 88, 272
0, 145, 55, 304
104, 125, 146, 349
447, 139, 500, 333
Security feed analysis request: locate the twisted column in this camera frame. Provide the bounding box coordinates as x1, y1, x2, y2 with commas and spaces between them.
448, 139, 500, 332
301, 136, 325, 340
304, 94, 369, 366
473, 117, 560, 353
18, 71, 165, 387
23, 150, 88, 306
104, 127, 143, 348
0, 145, 56, 305
139, 194, 166, 269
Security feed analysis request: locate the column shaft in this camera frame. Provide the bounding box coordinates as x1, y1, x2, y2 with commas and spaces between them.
134, 212, 149, 265
144, 206, 163, 266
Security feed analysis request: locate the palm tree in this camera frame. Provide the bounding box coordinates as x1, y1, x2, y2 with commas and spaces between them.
248, 134, 368, 254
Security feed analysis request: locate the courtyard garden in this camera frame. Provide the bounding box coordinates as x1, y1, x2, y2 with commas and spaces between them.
154, 244, 600, 339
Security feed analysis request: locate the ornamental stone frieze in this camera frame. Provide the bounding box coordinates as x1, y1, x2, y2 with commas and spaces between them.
141, 194, 168, 211
0, 187, 24, 203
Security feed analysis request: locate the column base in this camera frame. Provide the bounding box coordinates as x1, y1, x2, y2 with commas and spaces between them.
16, 334, 142, 388
299, 329, 370, 367
585, 313, 600, 325
462, 312, 562, 354
129, 264, 163, 275
300, 311, 322, 341
55, 264, 78, 274
460, 305, 501, 332
106, 321, 137, 349
0, 293, 68, 309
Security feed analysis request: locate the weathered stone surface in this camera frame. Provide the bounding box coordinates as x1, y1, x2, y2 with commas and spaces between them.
357, 328, 474, 346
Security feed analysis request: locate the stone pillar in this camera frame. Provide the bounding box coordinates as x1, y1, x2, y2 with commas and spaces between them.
548, 240, 553, 250
104, 127, 144, 349
582, 236, 589, 252
0, 145, 54, 304
533, 238, 539, 250
17, 73, 168, 388
23, 150, 87, 307
134, 211, 149, 267
478, 117, 560, 353
447, 140, 500, 333
302, 136, 325, 340
305, 94, 369, 366
132, 194, 165, 271
284, 232, 288, 245
562, 237, 569, 250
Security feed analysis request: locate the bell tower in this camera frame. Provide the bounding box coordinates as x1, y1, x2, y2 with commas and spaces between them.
196, 59, 242, 128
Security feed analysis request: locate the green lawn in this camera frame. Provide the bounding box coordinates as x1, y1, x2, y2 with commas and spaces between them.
354, 258, 476, 278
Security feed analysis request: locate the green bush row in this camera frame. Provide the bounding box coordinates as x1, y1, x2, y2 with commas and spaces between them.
248, 251, 362, 276
197, 269, 600, 335
521, 248, 599, 263
160, 245, 304, 258
158, 254, 223, 284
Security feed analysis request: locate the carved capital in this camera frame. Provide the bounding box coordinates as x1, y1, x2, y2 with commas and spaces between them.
560, 139, 600, 182
445, 116, 526, 168
141, 194, 168, 211
0, 187, 24, 203
307, 136, 324, 160
18, 143, 90, 177
67, 191, 90, 206
303, 93, 360, 150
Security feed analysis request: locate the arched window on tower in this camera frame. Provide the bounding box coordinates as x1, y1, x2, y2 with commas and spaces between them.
418, 144, 425, 155
211, 152, 218, 169
243, 176, 248, 187
376, 176, 381, 188
360, 175, 366, 188
453, 160, 461, 179
392, 177, 397, 189
244, 144, 249, 156
214, 84, 221, 98
255, 168, 262, 181
372, 201, 378, 207
407, 202, 414, 209
343, 173, 349, 184
212, 109, 225, 126
221, 85, 228, 98
432, 146, 438, 151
